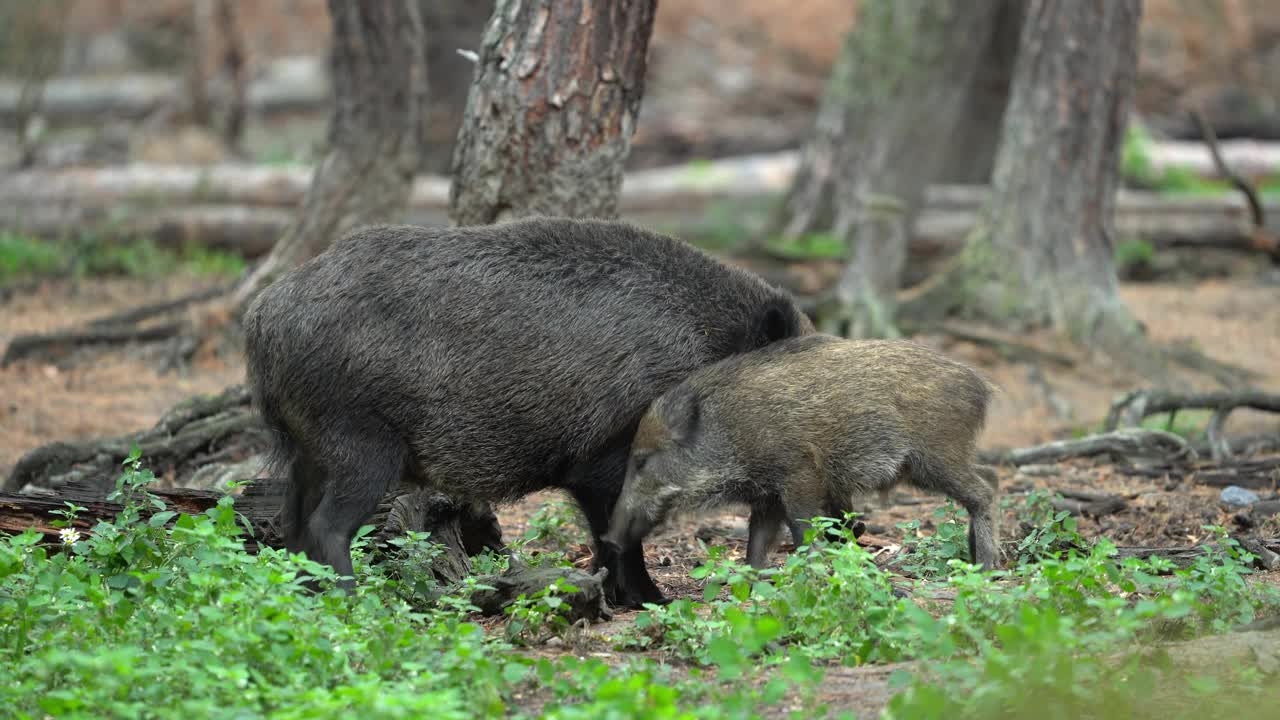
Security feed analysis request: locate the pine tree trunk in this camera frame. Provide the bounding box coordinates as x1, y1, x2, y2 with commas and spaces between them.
232, 1, 429, 310
778, 0, 1004, 338
448, 0, 657, 226
915, 0, 1166, 376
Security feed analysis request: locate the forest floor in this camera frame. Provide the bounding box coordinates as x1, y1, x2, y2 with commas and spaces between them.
2, 268, 1278, 716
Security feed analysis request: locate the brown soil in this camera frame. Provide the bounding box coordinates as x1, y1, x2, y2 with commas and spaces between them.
2, 272, 1278, 718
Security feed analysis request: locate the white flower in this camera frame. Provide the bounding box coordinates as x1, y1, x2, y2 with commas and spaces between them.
58, 527, 81, 545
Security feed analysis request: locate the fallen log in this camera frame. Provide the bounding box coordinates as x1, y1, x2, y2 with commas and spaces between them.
6, 157, 1280, 216
1, 196, 1272, 269
0, 59, 329, 124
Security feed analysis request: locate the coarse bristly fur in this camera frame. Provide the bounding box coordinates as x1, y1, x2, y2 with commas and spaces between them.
241, 217, 814, 607
605, 333, 1002, 571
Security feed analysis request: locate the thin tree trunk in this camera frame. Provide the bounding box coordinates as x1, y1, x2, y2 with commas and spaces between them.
448, 0, 658, 226
216, 0, 248, 153
789, 0, 1004, 338
909, 0, 1166, 377
187, 0, 215, 129
232, 1, 429, 310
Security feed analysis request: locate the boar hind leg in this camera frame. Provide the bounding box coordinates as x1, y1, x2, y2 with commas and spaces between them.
915, 459, 1000, 571
301, 421, 408, 590
747, 505, 786, 569
280, 450, 326, 557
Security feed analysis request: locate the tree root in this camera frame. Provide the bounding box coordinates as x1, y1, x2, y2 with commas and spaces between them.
983, 428, 1196, 467
1, 282, 236, 369
2, 322, 183, 367
901, 318, 1078, 368
3, 384, 259, 493
1105, 389, 1280, 461
1163, 340, 1264, 389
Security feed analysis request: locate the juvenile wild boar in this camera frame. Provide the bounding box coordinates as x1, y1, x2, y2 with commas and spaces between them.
604, 334, 1001, 571
242, 218, 813, 607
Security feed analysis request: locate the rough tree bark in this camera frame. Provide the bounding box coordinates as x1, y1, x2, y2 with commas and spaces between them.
906, 0, 1168, 377
765, 1, 1004, 338
230, 1, 429, 310
448, 0, 658, 225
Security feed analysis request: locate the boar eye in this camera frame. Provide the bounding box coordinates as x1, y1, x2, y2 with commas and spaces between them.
633, 451, 653, 473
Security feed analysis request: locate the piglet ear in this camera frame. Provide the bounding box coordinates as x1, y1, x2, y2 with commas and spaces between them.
661, 383, 701, 445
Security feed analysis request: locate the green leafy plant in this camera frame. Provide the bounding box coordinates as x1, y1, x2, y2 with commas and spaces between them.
889, 502, 974, 578
504, 576, 582, 645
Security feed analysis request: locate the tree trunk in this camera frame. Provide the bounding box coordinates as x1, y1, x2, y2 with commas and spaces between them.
231, 1, 429, 310
935, 0, 1026, 185
448, 0, 657, 225
773, 0, 1004, 338
215, 0, 248, 153
911, 0, 1167, 377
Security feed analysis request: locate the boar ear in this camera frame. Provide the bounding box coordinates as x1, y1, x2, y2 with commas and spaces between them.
758, 305, 792, 344
662, 383, 701, 444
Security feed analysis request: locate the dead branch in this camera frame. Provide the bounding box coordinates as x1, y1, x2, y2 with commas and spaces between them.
1193, 106, 1280, 265
991, 429, 1196, 467
1105, 389, 1280, 461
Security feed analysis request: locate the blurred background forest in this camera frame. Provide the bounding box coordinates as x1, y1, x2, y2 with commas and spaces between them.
2, 5, 1280, 716
1, 0, 1278, 550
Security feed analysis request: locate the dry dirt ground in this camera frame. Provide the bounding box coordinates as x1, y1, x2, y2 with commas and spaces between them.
2, 272, 1278, 716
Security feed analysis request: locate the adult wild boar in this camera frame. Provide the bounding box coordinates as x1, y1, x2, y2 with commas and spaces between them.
243, 218, 813, 606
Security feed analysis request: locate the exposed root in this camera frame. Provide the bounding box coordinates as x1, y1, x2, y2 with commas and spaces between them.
0, 281, 235, 368
902, 319, 1078, 368
1105, 389, 1280, 461
87, 284, 231, 328
3, 384, 259, 493
1, 323, 183, 367
1164, 340, 1263, 389
986, 428, 1196, 467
